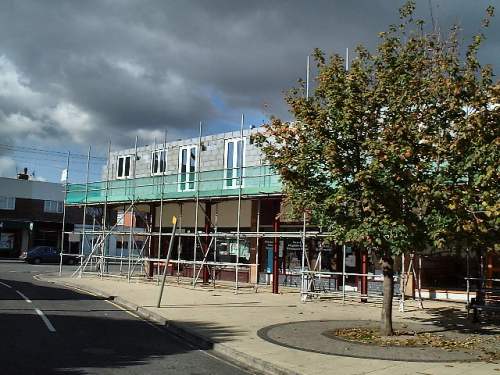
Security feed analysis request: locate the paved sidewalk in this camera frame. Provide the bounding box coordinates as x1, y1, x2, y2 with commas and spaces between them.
42, 274, 500, 375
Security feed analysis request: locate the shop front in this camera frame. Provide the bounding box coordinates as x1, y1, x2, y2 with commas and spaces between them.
0, 220, 28, 257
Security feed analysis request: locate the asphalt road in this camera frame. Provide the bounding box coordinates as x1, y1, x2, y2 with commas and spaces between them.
0, 259, 254, 375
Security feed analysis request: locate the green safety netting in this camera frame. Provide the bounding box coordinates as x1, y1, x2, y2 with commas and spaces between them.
66, 165, 282, 204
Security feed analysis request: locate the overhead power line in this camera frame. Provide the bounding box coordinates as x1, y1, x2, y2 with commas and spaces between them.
0, 143, 107, 161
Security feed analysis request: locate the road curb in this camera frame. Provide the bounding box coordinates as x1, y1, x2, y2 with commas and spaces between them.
43, 276, 302, 375
115, 297, 301, 375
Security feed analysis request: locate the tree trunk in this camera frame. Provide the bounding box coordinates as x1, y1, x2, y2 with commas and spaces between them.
380, 255, 394, 336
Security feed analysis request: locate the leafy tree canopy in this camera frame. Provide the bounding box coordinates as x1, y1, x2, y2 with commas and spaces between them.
255, 1, 499, 257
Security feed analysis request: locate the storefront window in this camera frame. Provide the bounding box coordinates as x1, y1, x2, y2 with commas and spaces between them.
0, 233, 15, 250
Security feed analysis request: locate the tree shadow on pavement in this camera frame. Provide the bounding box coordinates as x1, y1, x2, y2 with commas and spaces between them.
409, 305, 500, 335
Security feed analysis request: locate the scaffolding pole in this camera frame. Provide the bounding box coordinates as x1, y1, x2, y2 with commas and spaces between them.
399, 253, 405, 312
72, 203, 134, 277
90, 216, 96, 270
127, 136, 138, 281
402, 253, 424, 309
192, 121, 202, 286
213, 202, 218, 288
193, 236, 215, 285
127, 202, 135, 281
466, 249, 470, 315
235, 114, 244, 293
79, 146, 91, 278
119, 204, 125, 274
306, 55, 310, 99
147, 206, 152, 276
157, 131, 167, 284
148, 137, 156, 279
301, 55, 310, 298
342, 244, 346, 303
59, 151, 70, 276
177, 202, 183, 283
255, 199, 261, 287
300, 211, 307, 301
417, 255, 423, 309
156, 217, 178, 307
68, 229, 340, 239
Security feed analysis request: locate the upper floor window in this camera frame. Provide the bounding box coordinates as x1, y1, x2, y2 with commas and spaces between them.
224, 138, 245, 188
178, 145, 197, 191
44, 200, 63, 213
151, 149, 167, 175
117, 155, 132, 179
0, 196, 15, 210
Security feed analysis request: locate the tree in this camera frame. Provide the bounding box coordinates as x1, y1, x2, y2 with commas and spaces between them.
426, 26, 499, 259
255, 1, 498, 335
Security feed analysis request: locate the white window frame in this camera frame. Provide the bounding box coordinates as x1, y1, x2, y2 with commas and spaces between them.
117, 155, 132, 179
178, 145, 198, 192
0, 196, 15, 210
151, 149, 167, 176
224, 138, 245, 189
116, 210, 125, 226
44, 200, 63, 213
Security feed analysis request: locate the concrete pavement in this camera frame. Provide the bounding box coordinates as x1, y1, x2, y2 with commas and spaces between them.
42, 273, 500, 375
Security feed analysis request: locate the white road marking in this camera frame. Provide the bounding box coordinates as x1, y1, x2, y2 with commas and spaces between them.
0, 281, 12, 288
62, 284, 252, 373
35, 308, 56, 332
16, 290, 32, 303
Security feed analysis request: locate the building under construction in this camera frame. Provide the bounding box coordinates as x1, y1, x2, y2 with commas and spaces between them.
61, 123, 499, 305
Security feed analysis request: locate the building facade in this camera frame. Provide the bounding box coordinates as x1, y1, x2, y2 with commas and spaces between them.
64, 128, 497, 301
0, 173, 82, 257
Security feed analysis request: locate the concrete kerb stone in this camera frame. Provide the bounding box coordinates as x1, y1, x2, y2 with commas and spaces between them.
43, 276, 300, 375
163, 320, 213, 350
136, 307, 167, 325
211, 343, 303, 375
113, 296, 140, 313
68, 283, 114, 301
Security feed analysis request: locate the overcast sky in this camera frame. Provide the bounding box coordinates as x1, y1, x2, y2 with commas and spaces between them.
0, 0, 498, 182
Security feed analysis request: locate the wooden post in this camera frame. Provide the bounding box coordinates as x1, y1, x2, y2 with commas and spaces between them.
361, 250, 368, 302
202, 202, 211, 284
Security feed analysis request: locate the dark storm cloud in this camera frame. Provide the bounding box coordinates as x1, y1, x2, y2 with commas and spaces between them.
0, 0, 497, 156
60, 56, 214, 130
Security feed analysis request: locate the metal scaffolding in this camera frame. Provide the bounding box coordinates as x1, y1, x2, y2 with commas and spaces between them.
58, 126, 428, 310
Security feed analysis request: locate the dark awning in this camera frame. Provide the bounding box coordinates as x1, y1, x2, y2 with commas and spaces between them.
0, 220, 30, 230
0, 220, 75, 231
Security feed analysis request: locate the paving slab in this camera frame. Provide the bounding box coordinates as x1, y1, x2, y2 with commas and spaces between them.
42, 274, 500, 375
258, 320, 486, 362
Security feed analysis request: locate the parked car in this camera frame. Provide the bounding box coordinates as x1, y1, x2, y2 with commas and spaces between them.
19, 246, 78, 265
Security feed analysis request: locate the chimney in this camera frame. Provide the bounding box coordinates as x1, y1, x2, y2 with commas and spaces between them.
17, 167, 29, 180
